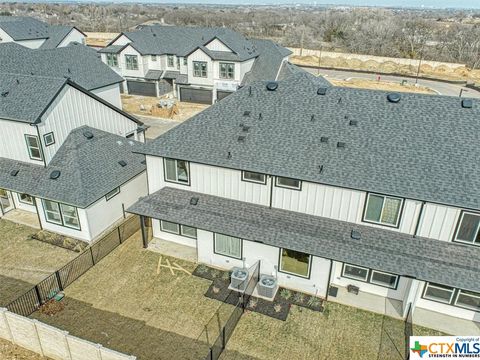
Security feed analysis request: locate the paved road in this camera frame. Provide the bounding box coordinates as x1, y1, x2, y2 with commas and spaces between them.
301, 67, 480, 99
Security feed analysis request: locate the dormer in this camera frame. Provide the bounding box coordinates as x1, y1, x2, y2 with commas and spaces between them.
204, 37, 234, 53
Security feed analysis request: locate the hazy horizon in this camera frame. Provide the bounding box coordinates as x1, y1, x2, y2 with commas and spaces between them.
4, 0, 480, 10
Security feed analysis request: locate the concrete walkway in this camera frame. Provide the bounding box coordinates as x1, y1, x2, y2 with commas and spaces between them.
414, 308, 480, 335
148, 237, 198, 262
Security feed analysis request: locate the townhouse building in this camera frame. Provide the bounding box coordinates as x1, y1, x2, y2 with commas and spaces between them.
0, 42, 124, 107
0, 72, 147, 242
99, 25, 291, 104
129, 70, 480, 335
0, 16, 85, 49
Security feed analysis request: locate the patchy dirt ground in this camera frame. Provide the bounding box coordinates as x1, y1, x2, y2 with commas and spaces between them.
0, 219, 77, 306
84, 32, 119, 48
0, 338, 49, 360
330, 78, 435, 94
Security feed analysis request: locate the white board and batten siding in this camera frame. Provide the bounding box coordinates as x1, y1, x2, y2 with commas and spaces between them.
11, 191, 37, 213
187, 49, 214, 87
58, 28, 86, 47
152, 219, 197, 248
38, 84, 140, 164
415, 203, 460, 242
205, 38, 233, 53
91, 83, 122, 108
0, 119, 39, 164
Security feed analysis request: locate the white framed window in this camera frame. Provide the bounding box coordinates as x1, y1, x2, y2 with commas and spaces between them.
160, 220, 180, 234
43, 132, 55, 147
125, 55, 138, 70
242, 171, 266, 185
60, 204, 80, 230
214, 233, 242, 259
183, 58, 187, 66
193, 61, 207, 77
342, 264, 369, 282
455, 290, 480, 312
219, 62, 235, 79
105, 187, 120, 201
176, 58, 180, 69
423, 283, 455, 304
106, 53, 118, 67
363, 193, 403, 227
25, 134, 43, 161
42, 200, 80, 230
342, 263, 398, 289
454, 212, 480, 246
164, 158, 190, 185
180, 225, 197, 239
18, 193, 33, 205
275, 176, 301, 190
167, 55, 174, 67
370, 270, 398, 289
279, 248, 311, 278
43, 200, 62, 225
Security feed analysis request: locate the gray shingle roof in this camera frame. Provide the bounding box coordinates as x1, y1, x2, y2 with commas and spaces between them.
145, 70, 163, 80
139, 72, 480, 210
0, 42, 123, 91
0, 126, 146, 208
0, 16, 49, 40
0, 72, 66, 123
128, 187, 480, 293
98, 44, 127, 54
38, 25, 74, 49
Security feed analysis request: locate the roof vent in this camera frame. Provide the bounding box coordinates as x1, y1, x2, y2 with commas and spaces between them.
337, 142, 345, 148
83, 130, 94, 139
266, 81, 278, 91
118, 160, 127, 167
258, 113, 262, 120
50, 170, 61, 180
227, 151, 232, 159
10, 169, 19, 177
318, 165, 324, 174
349, 120, 358, 126
248, 86, 252, 96
237, 135, 245, 142
190, 197, 199, 206
351, 230, 361, 240
462, 99, 473, 109
320, 136, 329, 143
387, 93, 401, 103
1, 91, 9, 97
311, 115, 315, 122
141, 159, 146, 165
242, 125, 250, 132
317, 87, 327, 95
243, 110, 250, 117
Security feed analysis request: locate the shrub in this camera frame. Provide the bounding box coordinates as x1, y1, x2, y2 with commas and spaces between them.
210, 269, 221, 279
274, 303, 282, 313
279, 289, 292, 300
293, 292, 305, 304
221, 271, 230, 281
307, 296, 321, 308
248, 298, 258, 309
196, 264, 209, 274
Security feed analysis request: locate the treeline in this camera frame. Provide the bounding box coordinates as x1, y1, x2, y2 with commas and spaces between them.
1, 3, 479, 68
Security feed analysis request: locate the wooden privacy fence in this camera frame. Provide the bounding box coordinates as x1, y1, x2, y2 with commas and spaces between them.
0, 308, 135, 360
6, 215, 140, 317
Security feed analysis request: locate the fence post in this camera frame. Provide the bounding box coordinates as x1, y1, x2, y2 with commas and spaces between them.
55, 271, 63, 291
209, 348, 213, 360
34, 285, 42, 306
222, 326, 226, 350
117, 226, 122, 244
89, 246, 95, 265
32, 320, 45, 356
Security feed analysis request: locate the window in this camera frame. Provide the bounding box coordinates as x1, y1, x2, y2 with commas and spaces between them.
161, 220, 180, 234
180, 225, 197, 238
193, 61, 207, 77
454, 212, 480, 246
342, 263, 399, 289
106, 53, 118, 67
105, 187, 120, 201
43, 132, 55, 147
275, 177, 301, 190
164, 158, 190, 185
455, 290, 480, 312
151, 55, 157, 61
279, 248, 311, 278
423, 283, 455, 304
42, 200, 80, 230
214, 233, 242, 259
25, 135, 43, 161
125, 55, 138, 70
176, 58, 180, 69
183, 58, 187, 66
167, 55, 174, 67
219, 62, 235, 79
363, 193, 403, 227
242, 171, 266, 185
18, 193, 33, 205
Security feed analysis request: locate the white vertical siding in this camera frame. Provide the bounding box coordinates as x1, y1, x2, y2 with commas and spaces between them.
112, 34, 131, 46
38, 84, 139, 164
152, 219, 197, 248
118, 45, 145, 78
240, 58, 255, 79
205, 39, 233, 52
15, 39, 46, 49
91, 84, 122, 108
58, 28, 85, 47
187, 49, 213, 87
0, 119, 41, 164
0, 28, 13, 43
12, 192, 37, 213
416, 203, 460, 242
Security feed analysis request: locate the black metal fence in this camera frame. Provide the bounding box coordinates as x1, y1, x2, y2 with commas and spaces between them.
6, 215, 140, 317
203, 261, 261, 360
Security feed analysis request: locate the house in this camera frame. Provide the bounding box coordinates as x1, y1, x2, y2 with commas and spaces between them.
99, 25, 291, 104
128, 71, 480, 335
0, 72, 147, 242
0, 42, 124, 107
0, 16, 85, 49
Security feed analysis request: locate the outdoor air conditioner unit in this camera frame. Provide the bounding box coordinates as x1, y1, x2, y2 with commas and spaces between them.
257, 274, 278, 299
230, 267, 249, 292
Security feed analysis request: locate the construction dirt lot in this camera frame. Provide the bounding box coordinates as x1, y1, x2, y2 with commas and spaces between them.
30, 231, 237, 360
0, 219, 77, 306
329, 78, 435, 94
0, 338, 49, 360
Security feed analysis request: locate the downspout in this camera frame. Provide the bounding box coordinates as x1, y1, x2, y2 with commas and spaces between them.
413, 201, 426, 238
269, 175, 274, 209
33, 197, 43, 230
324, 260, 334, 302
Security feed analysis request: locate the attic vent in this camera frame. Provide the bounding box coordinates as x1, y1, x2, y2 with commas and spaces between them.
237, 135, 246, 142
10, 169, 19, 177
242, 125, 250, 132
462, 99, 473, 109
317, 87, 327, 95
337, 142, 345, 148
243, 110, 250, 117
118, 160, 127, 167
349, 120, 358, 126
266, 81, 278, 91
190, 197, 199, 206
83, 130, 94, 139
50, 170, 61, 180
320, 136, 329, 143
387, 93, 401, 103
1, 91, 9, 97
351, 230, 361, 240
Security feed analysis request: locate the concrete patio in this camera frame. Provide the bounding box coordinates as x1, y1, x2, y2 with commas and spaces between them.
2, 209, 40, 229
413, 308, 480, 335
148, 237, 198, 263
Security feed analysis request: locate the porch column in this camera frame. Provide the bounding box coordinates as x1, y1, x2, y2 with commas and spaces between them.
140, 215, 148, 249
